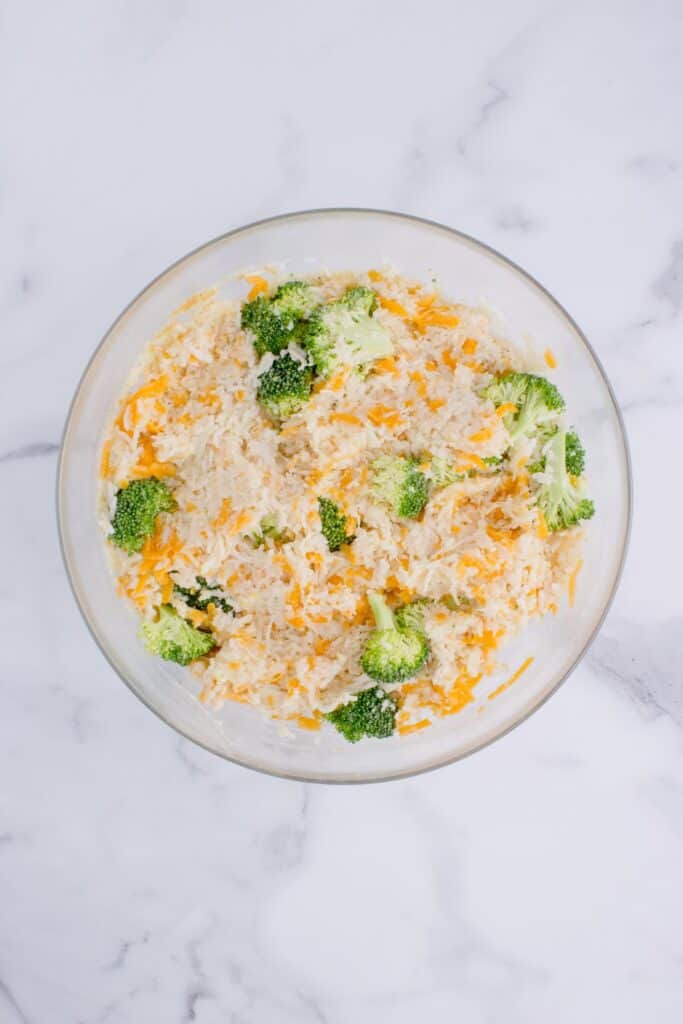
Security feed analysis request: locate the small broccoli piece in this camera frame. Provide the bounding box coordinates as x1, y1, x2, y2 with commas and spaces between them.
110, 477, 177, 554
140, 605, 215, 665
241, 296, 293, 357
440, 592, 472, 612
361, 592, 430, 685
256, 353, 313, 421
428, 455, 464, 489
371, 455, 430, 519
340, 285, 378, 315
248, 513, 294, 549
173, 576, 234, 615
427, 452, 505, 490
317, 497, 355, 552
564, 431, 586, 476
536, 428, 595, 531
324, 686, 399, 743
394, 597, 431, 634
241, 281, 316, 357
482, 372, 565, 442
528, 429, 585, 476
270, 280, 317, 320
301, 287, 392, 377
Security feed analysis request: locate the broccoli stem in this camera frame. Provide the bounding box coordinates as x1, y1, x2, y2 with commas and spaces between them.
368, 592, 395, 631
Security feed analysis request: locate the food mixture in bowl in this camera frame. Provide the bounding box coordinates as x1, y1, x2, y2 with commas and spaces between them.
98, 269, 593, 742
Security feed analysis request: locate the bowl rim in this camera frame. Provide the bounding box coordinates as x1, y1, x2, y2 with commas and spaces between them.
56, 207, 633, 784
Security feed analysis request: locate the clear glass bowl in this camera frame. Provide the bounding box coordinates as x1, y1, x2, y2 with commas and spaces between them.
57, 210, 631, 783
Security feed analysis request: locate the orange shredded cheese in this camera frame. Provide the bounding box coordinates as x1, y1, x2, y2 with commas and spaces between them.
488, 656, 534, 701
397, 718, 432, 736
229, 510, 252, 535
212, 498, 232, 528
536, 509, 549, 539
544, 348, 557, 369
379, 296, 410, 318
373, 356, 399, 376
297, 716, 321, 731
568, 559, 583, 607
367, 404, 404, 429
367, 269, 384, 282
468, 427, 493, 443
496, 402, 517, 417
99, 442, 111, 479
245, 274, 269, 300
408, 370, 427, 398
130, 435, 176, 479
330, 412, 362, 426
442, 348, 458, 370
455, 451, 488, 471
462, 337, 478, 355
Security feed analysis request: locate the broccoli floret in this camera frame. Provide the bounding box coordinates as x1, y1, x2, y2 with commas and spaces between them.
394, 597, 431, 634
317, 497, 355, 552
482, 372, 564, 442
528, 429, 585, 476
371, 455, 430, 519
340, 285, 378, 315
173, 575, 234, 615
140, 605, 215, 665
271, 280, 317, 319
565, 431, 586, 476
110, 477, 177, 554
536, 428, 595, 531
248, 513, 294, 549
241, 296, 293, 357
241, 281, 316, 357
361, 592, 430, 685
301, 287, 392, 377
256, 353, 313, 421
324, 686, 398, 743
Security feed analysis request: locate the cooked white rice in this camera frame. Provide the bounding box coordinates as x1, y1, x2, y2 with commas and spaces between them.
98, 268, 584, 735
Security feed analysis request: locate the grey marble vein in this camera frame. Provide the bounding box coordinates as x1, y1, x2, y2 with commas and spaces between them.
0, 441, 59, 463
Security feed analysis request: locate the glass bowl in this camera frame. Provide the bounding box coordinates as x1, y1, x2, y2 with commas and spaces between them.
57, 209, 631, 783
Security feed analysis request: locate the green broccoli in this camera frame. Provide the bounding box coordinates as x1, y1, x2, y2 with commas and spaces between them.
536, 427, 595, 531
324, 686, 399, 743
301, 286, 392, 377
440, 592, 473, 612
172, 576, 234, 615
248, 513, 294, 549
241, 280, 316, 357
371, 455, 430, 519
341, 285, 378, 315
361, 592, 430, 685
140, 605, 216, 665
110, 477, 177, 554
317, 497, 355, 552
428, 455, 464, 489
565, 431, 586, 476
528, 429, 585, 476
394, 597, 431, 634
256, 353, 313, 421
271, 280, 318, 319
241, 296, 292, 357
482, 372, 564, 442
426, 453, 505, 490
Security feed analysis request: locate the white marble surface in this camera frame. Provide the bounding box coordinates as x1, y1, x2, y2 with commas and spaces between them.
2, 0, 682, 1020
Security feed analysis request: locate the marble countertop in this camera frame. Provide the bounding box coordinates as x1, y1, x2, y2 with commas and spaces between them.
2, 1, 682, 1020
